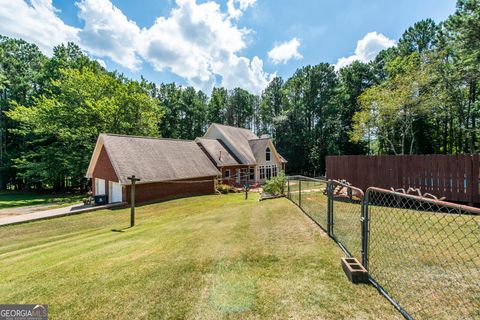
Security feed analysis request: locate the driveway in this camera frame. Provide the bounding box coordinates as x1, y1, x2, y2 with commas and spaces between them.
0, 202, 124, 226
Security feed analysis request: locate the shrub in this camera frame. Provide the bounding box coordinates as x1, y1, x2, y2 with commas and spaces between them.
263, 171, 286, 195
217, 184, 234, 194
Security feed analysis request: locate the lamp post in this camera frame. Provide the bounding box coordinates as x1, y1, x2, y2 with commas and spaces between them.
127, 175, 140, 227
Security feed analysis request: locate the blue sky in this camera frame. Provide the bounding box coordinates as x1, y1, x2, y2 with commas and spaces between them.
1, 0, 456, 93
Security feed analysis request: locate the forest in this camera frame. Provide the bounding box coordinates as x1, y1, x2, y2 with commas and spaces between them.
0, 0, 479, 190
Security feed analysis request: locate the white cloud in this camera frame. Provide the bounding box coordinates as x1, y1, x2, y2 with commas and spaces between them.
0, 0, 79, 55
268, 37, 303, 64
0, 0, 271, 93
226, 0, 256, 19
77, 0, 142, 71
335, 32, 395, 70
95, 58, 107, 68
139, 0, 270, 93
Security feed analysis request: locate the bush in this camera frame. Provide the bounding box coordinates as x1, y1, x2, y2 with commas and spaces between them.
216, 184, 234, 194
262, 171, 286, 195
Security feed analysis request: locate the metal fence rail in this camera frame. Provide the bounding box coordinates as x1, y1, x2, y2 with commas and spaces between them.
286, 176, 480, 320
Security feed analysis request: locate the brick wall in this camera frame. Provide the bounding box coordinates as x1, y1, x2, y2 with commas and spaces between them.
124, 176, 216, 204
92, 146, 118, 197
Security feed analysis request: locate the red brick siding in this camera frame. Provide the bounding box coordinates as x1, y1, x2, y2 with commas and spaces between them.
92, 146, 119, 197
124, 176, 216, 204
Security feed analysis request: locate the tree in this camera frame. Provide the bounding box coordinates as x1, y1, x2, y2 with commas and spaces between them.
398, 19, 439, 54
0, 36, 47, 189
337, 61, 376, 154
259, 77, 285, 138
6, 67, 163, 189
207, 87, 227, 124
226, 88, 255, 128
352, 53, 432, 154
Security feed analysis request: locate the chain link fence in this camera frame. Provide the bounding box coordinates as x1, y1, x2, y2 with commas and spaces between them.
287, 176, 329, 231
365, 187, 480, 320
286, 176, 480, 320
330, 180, 364, 261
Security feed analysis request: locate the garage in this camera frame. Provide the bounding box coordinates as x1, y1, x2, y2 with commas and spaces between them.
109, 181, 122, 203
86, 134, 221, 204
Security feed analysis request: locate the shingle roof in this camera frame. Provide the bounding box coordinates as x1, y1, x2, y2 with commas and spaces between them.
94, 134, 220, 184
249, 138, 288, 163
207, 124, 258, 165
195, 138, 241, 166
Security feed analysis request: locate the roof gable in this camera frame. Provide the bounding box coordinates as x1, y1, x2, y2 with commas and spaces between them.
195, 138, 241, 167
87, 134, 220, 184
249, 138, 287, 164
204, 124, 258, 165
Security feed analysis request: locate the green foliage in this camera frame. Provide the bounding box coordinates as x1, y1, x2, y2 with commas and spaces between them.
262, 171, 286, 195
2, 0, 480, 188
216, 183, 234, 194
6, 67, 163, 188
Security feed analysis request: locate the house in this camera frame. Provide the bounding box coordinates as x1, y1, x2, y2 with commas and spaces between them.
196, 123, 287, 186
86, 134, 221, 204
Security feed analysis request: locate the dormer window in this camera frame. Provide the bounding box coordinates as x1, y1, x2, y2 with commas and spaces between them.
266, 147, 271, 161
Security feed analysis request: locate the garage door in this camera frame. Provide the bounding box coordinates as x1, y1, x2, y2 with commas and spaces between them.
109, 181, 123, 203
95, 178, 105, 195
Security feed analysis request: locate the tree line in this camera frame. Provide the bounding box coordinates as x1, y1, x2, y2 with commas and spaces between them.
1, 0, 478, 190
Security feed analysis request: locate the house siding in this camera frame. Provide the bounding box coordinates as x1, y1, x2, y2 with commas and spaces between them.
255, 141, 284, 182
92, 146, 119, 199
124, 176, 217, 204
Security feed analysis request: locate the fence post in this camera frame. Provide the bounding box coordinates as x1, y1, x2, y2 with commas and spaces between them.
327, 181, 333, 237
287, 178, 290, 199
361, 190, 369, 269
299, 178, 302, 207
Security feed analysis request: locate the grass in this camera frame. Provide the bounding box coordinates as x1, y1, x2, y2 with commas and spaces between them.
0, 191, 84, 209
288, 182, 480, 320
0, 193, 400, 319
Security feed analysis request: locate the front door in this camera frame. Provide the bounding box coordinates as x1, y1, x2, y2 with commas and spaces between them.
109, 181, 122, 203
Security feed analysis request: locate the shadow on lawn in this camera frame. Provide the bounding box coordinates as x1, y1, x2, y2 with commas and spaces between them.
111, 227, 133, 232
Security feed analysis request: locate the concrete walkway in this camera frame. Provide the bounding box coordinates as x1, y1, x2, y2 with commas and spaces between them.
0, 202, 125, 226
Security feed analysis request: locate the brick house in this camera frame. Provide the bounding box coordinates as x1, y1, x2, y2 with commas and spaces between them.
85, 134, 220, 204
196, 124, 287, 186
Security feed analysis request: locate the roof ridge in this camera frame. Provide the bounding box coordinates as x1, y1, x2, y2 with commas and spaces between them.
102, 133, 194, 142
212, 123, 254, 132
249, 137, 271, 141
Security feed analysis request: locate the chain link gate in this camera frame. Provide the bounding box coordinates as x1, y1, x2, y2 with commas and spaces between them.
364, 187, 480, 320
286, 176, 480, 319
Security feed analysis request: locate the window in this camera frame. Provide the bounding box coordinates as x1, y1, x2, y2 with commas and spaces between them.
241, 168, 248, 180
249, 168, 255, 180
259, 166, 265, 179
266, 147, 271, 161
266, 166, 272, 179
224, 169, 230, 178
272, 165, 277, 177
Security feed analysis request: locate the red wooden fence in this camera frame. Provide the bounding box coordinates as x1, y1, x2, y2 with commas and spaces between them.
326, 155, 480, 204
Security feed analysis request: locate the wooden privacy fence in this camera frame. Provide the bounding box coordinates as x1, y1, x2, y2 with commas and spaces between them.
326, 155, 480, 204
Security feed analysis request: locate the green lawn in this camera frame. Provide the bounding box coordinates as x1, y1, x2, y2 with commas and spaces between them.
0, 193, 400, 319
289, 184, 480, 320
0, 192, 84, 209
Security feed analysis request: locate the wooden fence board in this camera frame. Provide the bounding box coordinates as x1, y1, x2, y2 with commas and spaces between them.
325, 154, 480, 204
